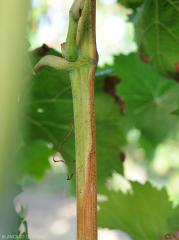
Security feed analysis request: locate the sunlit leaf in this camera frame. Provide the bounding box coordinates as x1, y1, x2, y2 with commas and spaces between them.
14, 140, 53, 182
135, 0, 179, 81
117, 0, 144, 10
98, 181, 179, 240
97, 53, 179, 148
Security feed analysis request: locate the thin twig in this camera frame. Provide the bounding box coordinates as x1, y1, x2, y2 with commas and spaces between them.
53, 117, 76, 180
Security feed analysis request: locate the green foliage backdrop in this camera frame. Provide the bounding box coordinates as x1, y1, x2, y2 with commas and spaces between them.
4, 0, 179, 239
135, 0, 179, 80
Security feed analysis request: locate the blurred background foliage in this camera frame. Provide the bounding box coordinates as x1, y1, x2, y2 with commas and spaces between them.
2, 0, 179, 239
25, 0, 179, 205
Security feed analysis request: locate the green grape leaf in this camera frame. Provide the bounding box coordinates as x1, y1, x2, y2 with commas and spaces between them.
97, 53, 179, 147
117, 0, 144, 10
14, 140, 53, 182
98, 181, 179, 240
19, 45, 126, 190
135, 0, 179, 81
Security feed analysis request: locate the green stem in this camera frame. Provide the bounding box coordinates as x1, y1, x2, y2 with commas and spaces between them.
76, 0, 98, 60
65, 0, 85, 62
70, 64, 97, 240
69, 0, 98, 238
28, 0, 98, 239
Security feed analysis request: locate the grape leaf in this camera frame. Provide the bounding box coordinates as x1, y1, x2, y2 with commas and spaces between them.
14, 140, 53, 182
19, 46, 126, 189
117, 0, 144, 10
98, 181, 179, 240
97, 53, 179, 147
135, 0, 179, 81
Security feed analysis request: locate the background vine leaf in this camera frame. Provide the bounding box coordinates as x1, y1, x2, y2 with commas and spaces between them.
98, 181, 179, 240
97, 53, 179, 153
14, 140, 53, 182
117, 0, 144, 10
135, 0, 179, 80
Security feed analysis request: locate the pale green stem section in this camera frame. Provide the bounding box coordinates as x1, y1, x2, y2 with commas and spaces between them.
70, 68, 92, 190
